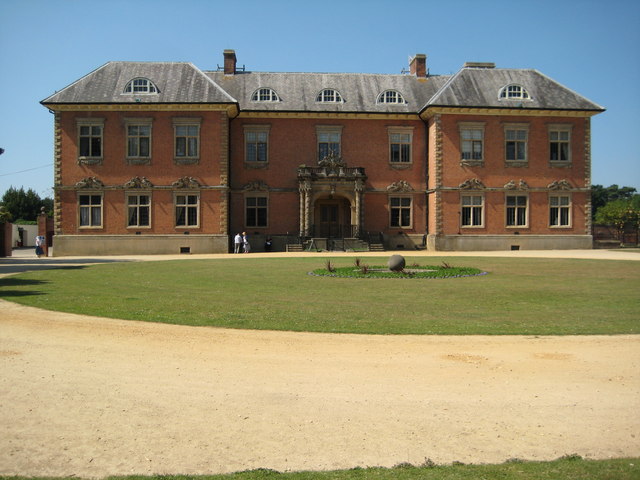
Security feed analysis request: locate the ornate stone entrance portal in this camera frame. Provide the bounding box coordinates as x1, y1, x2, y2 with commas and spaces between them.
297, 154, 366, 238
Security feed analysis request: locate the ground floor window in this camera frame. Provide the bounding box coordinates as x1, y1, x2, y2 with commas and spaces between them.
506, 195, 528, 227
245, 195, 268, 227
79, 194, 103, 227
175, 193, 199, 227
127, 193, 151, 227
390, 196, 412, 228
549, 195, 571, 227
461, 195, 484, 227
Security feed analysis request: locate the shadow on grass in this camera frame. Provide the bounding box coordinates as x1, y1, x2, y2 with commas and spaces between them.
0, 277, 49, 297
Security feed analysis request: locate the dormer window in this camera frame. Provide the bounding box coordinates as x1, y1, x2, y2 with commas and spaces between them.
377, 90, 406, 104
124, 78, 158, 94
316, 89, 343, 103
499, 84, 531, 100
251, 88, 280, 102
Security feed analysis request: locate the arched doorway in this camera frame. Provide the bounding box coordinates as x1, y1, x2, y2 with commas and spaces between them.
314, 196, 351, 237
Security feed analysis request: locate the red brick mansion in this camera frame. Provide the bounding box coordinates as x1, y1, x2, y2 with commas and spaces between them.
41, 50, 604, 255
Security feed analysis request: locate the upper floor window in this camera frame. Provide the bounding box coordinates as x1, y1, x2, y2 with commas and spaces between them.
316, 126, 342, 161
316, 89, 343, 103
173, 118, 201, 164
124, 78, 158, 94
377, 90, 406, 104
244, 125, 270, 164
548, 124, 572, 163
499, 84, 531, 100
77, 118, 104, 163
459, 122, 485, 163
504, 123, 529, 165
124, 118, 152, 164
251, 88, 280, 102
388, 127, 413, 164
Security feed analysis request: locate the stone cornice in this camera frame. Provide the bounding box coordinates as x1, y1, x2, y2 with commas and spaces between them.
421, 106, 600, 120
44, 103, 239, 117
237, 111, 421, 121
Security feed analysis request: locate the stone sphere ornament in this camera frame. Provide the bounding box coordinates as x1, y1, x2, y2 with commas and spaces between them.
388, 254, 406, 272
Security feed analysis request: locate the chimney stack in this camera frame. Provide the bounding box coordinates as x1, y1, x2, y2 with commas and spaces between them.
409, 54, 427, 78
223, 49, 237, 75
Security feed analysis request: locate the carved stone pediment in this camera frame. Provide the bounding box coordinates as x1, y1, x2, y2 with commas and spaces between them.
75, 176, 104, 189
459, 178, 485, 190
548, 179, 572, 190
504, 179, 529, 190
386, 180, 413, 193
124, 176, 153, 189
243, 180, 269, 191
318, 152, 346, 169
172, 176, 201, 189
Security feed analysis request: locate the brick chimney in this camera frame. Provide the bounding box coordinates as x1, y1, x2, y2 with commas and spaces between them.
409, 54, 427, 78
223, 49, 237, 75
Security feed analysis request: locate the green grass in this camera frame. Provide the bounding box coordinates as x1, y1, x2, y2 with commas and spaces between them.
0, 457, 638, 480
1, 256, 638, 335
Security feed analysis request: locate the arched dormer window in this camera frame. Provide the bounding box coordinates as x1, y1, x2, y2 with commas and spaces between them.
499, 84, 531, 100
251, 88, 280, 102
316, 88, 343, 103
124, 78, 158, 94
377, 90, 406, 104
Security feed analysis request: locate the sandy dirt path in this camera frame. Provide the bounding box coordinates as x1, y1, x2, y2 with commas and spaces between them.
1, 297, 639, 478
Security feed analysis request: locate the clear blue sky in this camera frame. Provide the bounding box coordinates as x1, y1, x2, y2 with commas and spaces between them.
1, 0, 639, 199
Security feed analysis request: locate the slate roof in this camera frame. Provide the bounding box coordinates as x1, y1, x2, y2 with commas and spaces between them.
41, 62, 236, 105
424, 67, 604, 112
207, 71, 449, 114
41, 59, 604, 114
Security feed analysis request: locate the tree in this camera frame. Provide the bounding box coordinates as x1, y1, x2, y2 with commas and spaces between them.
595, 198, 640, 244
0, 205, 12, 223
0, 186, 52, 223
591, 184, 638, 219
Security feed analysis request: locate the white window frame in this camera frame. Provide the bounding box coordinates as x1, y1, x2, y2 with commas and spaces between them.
174, 192, 200, 228
316, 89, 343, 103
123, 78, 158, 94
389, 196, 412, 228
505, 194, 528, 228
244, 125, 271, 164
549, 194, 572, 228
126, 192, 152, 229
548, 124, 572, 164
78, 192, 103, 229
461, 194, 484, 228
504, 123, 529, 165
251, 88, 280, 102
173, 118, 201, 164
77, 118, 104, 163
377, 90, 407, 104
388, 127, 413, 164
316, 125, 343, 161
499, 84, 531, 100
124, 118, 152, 163
245, 194, 269, 228
459, 122, 485, 164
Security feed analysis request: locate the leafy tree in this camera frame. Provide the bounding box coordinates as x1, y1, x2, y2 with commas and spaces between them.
0, 186, 52, 222
0, 205, 12, 223
595, 198, 640, 244
591, 184, 638, 219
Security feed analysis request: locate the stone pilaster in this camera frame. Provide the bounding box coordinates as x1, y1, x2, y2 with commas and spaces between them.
584, 117, 592, 235
434, 114, 444, 236
53, 112, 62, 235
219, 111, 229, 235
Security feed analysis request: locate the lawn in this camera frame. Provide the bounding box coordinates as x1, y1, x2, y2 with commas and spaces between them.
0, 457, 638, 479
0, 256, 638, 335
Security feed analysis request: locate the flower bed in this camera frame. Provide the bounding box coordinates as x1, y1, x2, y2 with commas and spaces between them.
310, 261, 487, 279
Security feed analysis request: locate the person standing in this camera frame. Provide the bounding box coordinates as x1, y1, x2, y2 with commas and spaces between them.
242, 232, 250, 253
35, 235, 44, 258
234, 233, 243, 254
